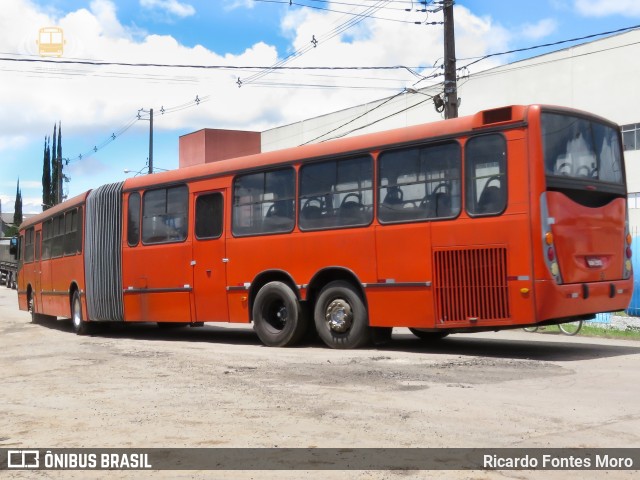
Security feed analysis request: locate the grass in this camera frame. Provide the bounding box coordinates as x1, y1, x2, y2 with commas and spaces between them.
530, 324, 640, 340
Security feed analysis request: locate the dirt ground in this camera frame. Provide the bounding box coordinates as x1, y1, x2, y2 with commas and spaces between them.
1, 287, 639, 479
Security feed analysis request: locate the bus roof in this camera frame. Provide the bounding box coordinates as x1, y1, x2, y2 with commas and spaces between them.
21, 103, 612, 233
123, 105, 534, 192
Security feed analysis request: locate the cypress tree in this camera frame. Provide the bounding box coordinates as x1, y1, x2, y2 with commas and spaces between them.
13, 179, 22, 227
57, 121, 63, 202
42, 136, 51, 210
51, 123, 58, 205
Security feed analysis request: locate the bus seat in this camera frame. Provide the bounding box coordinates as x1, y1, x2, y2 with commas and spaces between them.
433, 192, 452, 218
382, 187, 403, 206
477, 185, 504, 214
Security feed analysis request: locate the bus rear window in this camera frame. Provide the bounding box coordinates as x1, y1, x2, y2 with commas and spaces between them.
542, 112, 623, 186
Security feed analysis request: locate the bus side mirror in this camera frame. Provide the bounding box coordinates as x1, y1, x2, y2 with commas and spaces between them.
9, 236, 17, 257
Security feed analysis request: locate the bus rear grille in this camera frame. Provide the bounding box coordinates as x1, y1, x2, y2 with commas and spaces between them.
434, 247, 510, 323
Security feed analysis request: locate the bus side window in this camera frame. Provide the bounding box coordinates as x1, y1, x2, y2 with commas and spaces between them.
378, 142, 461, 223
299, 156, 373, 230
142, 185, 188, 244
24, 227, 34, 263
465, 134, 507, 216
232, 168, 295, 236
195, 193, 223, 239
52, 214, 64, 257
64, 209, 78, 255
42, 219, 52, 259
127, 192, 141, 246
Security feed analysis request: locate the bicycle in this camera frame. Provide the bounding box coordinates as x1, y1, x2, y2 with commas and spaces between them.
523, 320, 583, 336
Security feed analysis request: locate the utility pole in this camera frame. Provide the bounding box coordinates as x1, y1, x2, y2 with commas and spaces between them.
148, 108, 153, 174
443, 0, 458, 119
137, 108, 154, 174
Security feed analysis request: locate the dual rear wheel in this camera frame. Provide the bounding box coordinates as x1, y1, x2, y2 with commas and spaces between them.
252, 280, 373, 349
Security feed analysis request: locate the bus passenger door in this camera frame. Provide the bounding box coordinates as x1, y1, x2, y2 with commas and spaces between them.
191, 190, 228, 322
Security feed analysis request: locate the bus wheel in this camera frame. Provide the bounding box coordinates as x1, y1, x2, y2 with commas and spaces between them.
314, 281, 370, 349
71, 291, 91, 335
253, 282, 307, 347
408, 328, 449, 341
28, 293, 38, 323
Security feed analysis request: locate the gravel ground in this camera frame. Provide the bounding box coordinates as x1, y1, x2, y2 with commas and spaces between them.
1, 288, 639, 480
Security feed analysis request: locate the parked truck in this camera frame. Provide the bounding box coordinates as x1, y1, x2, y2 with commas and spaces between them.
0, 237, 18, 289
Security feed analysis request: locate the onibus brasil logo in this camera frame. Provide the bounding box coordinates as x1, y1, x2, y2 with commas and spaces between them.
37, 27, 65, 57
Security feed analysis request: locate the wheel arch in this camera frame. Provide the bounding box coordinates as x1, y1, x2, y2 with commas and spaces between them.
248, 269, 300, 322
306, 267, 368, 313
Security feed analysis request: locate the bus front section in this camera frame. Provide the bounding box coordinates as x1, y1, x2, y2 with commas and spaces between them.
535, 109, 632, 325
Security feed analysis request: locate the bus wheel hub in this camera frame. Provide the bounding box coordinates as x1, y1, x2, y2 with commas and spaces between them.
325, 300, 352, 333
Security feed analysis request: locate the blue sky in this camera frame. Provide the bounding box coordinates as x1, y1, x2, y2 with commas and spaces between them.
1, 0, 639, 214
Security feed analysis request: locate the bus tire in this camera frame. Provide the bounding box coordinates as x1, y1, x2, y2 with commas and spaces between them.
71, 290, 91, 335
409, 328, 449, 341
253, 281, 307, 347
28, 292, 38, 323
314, 281, 370, 349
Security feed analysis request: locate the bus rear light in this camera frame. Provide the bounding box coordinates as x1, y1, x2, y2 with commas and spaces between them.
626, 260, 632, 272
626, 233, 633, 245
545, 232, 554, 245
540, 192, 562, 284
626, 247, 632, 259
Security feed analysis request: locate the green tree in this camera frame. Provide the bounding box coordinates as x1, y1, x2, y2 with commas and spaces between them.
13, 179, 22, 227
51, 123, 59, 205
50, 121, 63, 205
42, 136, 51, 210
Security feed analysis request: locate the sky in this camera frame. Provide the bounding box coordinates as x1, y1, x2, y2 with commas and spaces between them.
1, 0, 640, 215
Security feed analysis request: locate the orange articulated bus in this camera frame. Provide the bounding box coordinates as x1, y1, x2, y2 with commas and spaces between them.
16, 105, 633, 348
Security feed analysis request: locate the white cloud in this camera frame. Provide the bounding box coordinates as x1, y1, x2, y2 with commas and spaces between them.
574, 0, 640, 17
521, 18, 558, 40
0, 0, 518, 202
0, 0, 515, 137
140, 0, 195, 18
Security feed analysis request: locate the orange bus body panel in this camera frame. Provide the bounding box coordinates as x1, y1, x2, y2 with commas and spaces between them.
17, 192, 89, 319
15, 105, 632, 343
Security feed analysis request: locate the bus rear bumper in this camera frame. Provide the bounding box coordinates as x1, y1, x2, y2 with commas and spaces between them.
535, 279, 633, 322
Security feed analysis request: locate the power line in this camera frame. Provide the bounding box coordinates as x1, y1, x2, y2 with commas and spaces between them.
68, 95, 209, 163
240, 0, 394, 85
458, 23, 640, 71
301, 89, 409, 144
0, 54, 431, 74
253, 0, 442, 24
323, 94, 433, 142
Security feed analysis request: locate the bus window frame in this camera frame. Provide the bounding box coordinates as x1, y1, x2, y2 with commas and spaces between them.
541, 108, 627, 197
195, 192, 224, 241
127, 192, 141, 247
232, 167, 296, 238
464, 132, 509, 218
298, 154, 375, 232
377, 140, 462, 225
51, 214, 65, 258
23, 227, 35, 263
141, 184, 190, 246
63, 208, 80, 256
